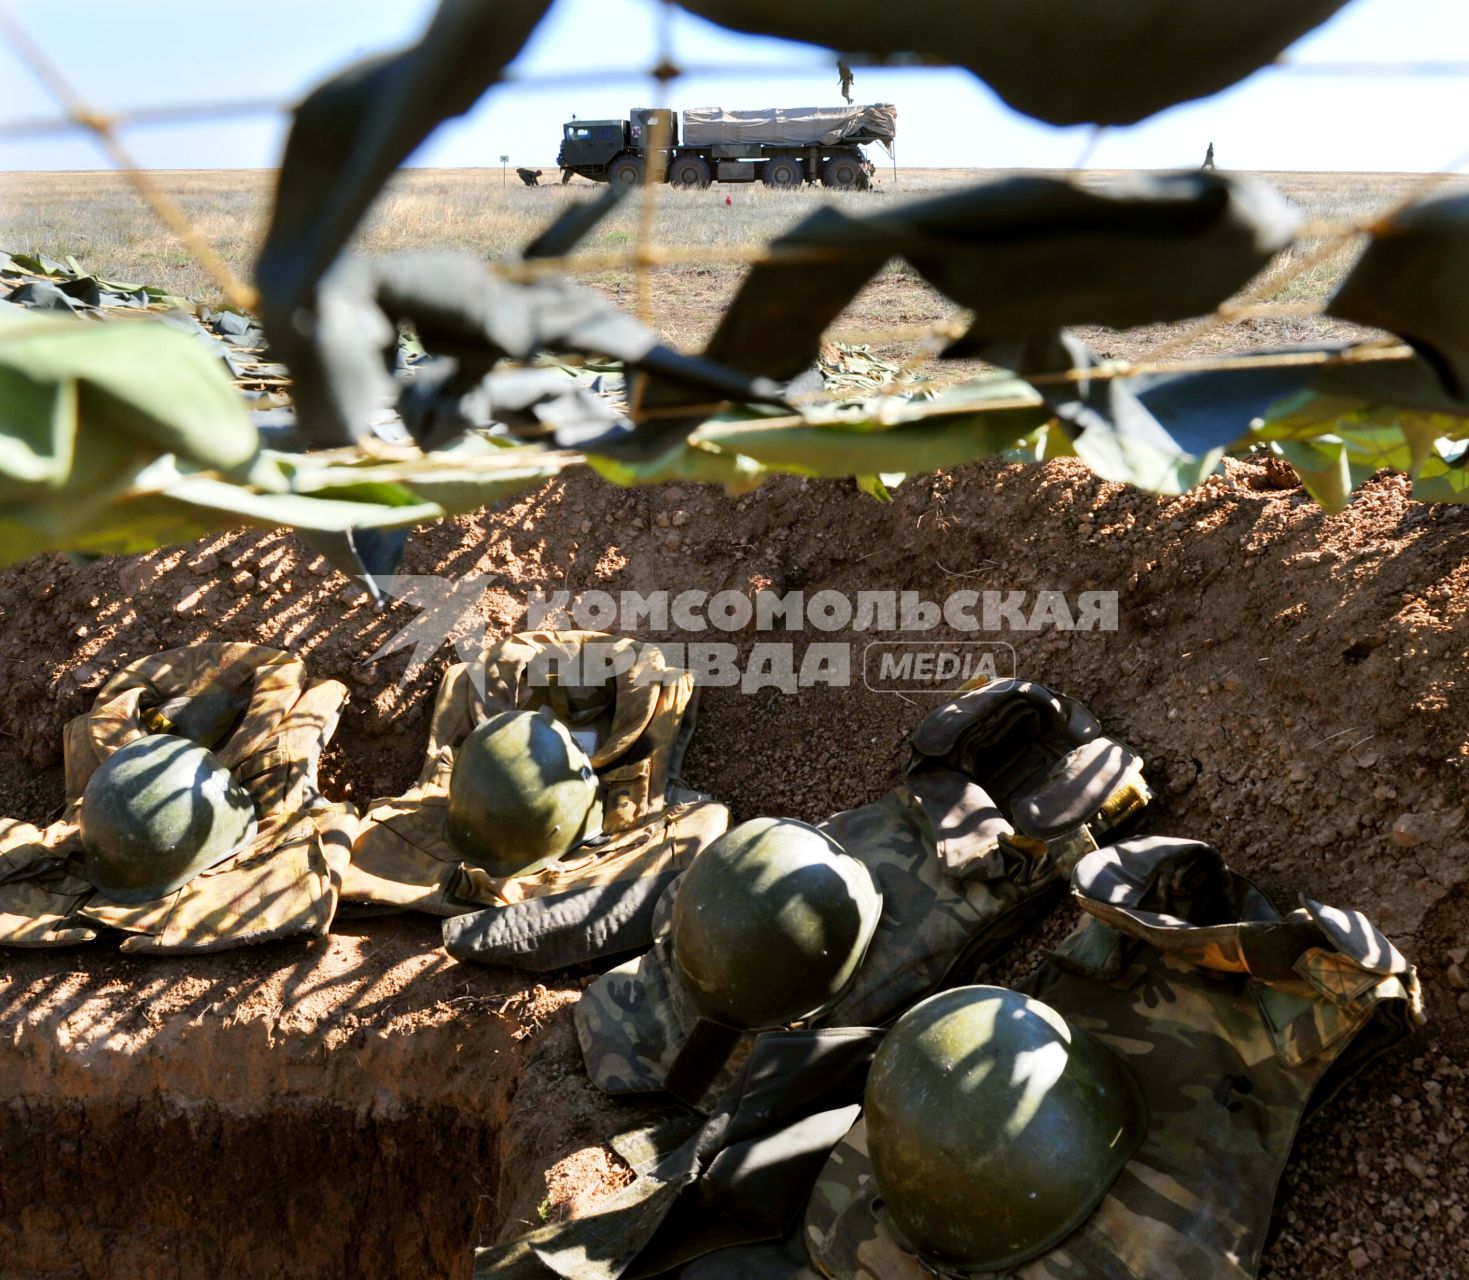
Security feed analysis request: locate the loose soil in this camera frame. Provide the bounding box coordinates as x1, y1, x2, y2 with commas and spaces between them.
2, 450, 1466, 1278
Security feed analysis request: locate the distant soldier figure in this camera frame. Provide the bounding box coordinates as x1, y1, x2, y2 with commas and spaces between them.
1201, 141, 1216, 171
516, 167, 543, 187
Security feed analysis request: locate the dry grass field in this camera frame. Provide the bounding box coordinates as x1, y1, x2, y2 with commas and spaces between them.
1, 165, 1454, 362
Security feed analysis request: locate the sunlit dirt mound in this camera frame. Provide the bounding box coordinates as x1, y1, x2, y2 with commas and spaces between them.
1, 456, 1466, 1279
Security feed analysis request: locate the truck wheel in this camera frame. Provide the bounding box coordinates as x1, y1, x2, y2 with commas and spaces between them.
668, 155, 712, 188
762, 157, 803, 188
608, 155, 645, 186
822, 157, 864, 189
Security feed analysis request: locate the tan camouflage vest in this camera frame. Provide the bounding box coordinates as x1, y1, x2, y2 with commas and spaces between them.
803, 837, 1423, 1280
0, 642, 354, 954
576, 681, 1150, 1112
343, 630, 727, 916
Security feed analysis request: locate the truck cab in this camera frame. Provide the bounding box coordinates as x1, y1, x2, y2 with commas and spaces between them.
557, 120, 627, 172
558, 109, 678, 184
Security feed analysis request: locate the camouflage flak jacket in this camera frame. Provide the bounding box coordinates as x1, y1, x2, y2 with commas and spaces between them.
0, 642, 354, 953
344, 630, 726, 917
576, 679, 1151, 1113
804, 836, 1423, 1280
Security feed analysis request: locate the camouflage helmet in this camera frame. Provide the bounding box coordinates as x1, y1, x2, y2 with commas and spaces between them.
670, 817, 883, 1030
866, 985, 1146, 1272
79, 733, 258, 904
446, 708, 604, 879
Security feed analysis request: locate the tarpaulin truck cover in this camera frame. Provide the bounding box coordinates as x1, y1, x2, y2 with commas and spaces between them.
680, 103, 896, 147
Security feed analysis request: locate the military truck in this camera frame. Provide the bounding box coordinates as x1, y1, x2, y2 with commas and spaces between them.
556, 104, 896, 190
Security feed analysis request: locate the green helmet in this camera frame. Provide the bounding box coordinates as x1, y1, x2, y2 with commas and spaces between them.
865, 985, 1147, 1273
446, 709, 603, 879
140, 684, 251, 749
79, 734, 258, 904
534, 671, 614, 727
670, 817, 883, 1030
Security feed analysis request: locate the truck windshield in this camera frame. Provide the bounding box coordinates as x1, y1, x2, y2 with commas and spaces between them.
564, 126, 591, 140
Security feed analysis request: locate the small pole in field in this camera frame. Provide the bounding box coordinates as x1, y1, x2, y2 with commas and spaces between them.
501, 154, 509, 185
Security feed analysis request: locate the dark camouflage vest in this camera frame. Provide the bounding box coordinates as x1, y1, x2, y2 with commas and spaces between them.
576, 680, 1150, 1111
803, 836, 1423, 1280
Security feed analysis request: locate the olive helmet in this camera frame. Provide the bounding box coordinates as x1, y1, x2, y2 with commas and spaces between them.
446, 708, 604, 879
79, 733, 258, 903
670, 817, 883, 1030
865, 985, 1147, 1273
533, 667, 614, 728
139, 683, 251, 749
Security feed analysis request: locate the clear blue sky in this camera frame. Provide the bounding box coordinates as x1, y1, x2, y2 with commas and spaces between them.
0, 0, 1466, 173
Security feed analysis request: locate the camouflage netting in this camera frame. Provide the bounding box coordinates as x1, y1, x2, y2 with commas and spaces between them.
4, 1, 1469, 583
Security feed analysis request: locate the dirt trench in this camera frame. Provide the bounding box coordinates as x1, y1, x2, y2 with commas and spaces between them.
0, 919, 645, 1280
1, 455, 1467, 1278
